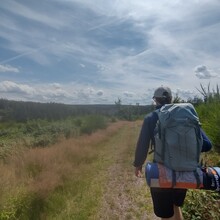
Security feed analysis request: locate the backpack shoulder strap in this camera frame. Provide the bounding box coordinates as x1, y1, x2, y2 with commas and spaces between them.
149, 110, 159, 154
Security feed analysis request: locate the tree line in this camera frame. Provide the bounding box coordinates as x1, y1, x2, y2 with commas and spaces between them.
0, 99, 152, 122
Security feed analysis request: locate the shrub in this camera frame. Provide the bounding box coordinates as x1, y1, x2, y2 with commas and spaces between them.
196, 102, 220, 151
0, 190, 44, 220
80, 115, 107, 135
183, 190, 220, 220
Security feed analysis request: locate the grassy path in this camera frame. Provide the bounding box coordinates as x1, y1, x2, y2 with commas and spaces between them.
41, 121, 159, 219
93, 121, 159, 220
1, 120, 219, 219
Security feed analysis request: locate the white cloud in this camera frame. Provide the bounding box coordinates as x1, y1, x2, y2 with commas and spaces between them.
49, 83, 62, 89
1, 1, 220, 104
0, 64, 19, 73
0, 81, 35, 94
123, 91, 134, 97
194, 65, 217, 79
42, 85, 69, 99
0, 80, 203, 105
0, 81, 71, 103
80, 63, 86, 68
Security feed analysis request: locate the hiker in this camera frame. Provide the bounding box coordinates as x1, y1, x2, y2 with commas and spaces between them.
133, 86, 212, 220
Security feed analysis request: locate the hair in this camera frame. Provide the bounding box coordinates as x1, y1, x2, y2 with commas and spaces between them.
154, 91, 172, 105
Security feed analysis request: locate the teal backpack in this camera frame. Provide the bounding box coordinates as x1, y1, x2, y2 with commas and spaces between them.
153, 103, 203, 171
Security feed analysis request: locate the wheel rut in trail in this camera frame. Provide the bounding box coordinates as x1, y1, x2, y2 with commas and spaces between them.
95, 121, 160, 220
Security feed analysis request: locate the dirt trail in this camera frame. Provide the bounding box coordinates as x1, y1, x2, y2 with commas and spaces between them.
94, 121, 159, 220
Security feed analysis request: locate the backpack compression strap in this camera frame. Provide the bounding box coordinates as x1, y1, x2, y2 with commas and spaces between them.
171, 169, 201, 188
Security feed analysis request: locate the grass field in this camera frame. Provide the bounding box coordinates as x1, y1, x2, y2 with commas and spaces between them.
1, 118, 219, 219
0, 121, 158, 220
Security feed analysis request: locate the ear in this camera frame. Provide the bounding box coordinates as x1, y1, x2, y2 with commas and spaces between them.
155, 99, 162, 106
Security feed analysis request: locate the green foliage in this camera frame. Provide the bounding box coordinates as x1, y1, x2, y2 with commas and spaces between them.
173, 94, 185, 103
182, 98, 220, 219
0, 190, 44, 220
183, 190, 220, 220
1, 94, 220, 219
194, 84, 220, 151
115, 105, 152, 121
0, 114, 110, 219
0, 115, 109, 159
196, 101, 220, 151
80, 115, 107, 134
196, 83, 220, 103
0, 99, 148, 123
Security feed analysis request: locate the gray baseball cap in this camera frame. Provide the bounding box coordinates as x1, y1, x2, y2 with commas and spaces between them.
153, 86, 172, 98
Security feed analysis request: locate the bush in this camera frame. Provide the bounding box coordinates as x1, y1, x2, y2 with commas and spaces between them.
183, 97, 220, 219
196, 102, 220, 151
183, 190, 220, 220
0, 190, 44, 220
80, 115, 107, 135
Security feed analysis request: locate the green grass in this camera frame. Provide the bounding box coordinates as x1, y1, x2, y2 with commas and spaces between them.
43, 162, 105, 219
0, 119, 118, 220
181, 101, 220, 219
42, 125, 126, 219
183, 190, 220, 220
1, 100, 220, 219
196, 101, 220, 150
0, 115, 109, 160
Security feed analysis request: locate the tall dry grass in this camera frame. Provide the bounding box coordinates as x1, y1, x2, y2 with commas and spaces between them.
0, 121, 126, 218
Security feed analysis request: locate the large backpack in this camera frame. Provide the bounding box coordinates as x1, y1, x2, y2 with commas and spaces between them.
153, 103, 203, 171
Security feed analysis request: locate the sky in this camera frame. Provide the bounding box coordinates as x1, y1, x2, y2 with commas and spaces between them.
1, 0, 220, 105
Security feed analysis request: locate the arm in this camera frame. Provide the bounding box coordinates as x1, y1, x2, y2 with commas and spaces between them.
133, 117, 151, 168
133, 112, 157, 177
201, 128, 212, 152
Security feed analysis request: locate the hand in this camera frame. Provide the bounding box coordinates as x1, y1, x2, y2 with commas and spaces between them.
135, 166, 142, 177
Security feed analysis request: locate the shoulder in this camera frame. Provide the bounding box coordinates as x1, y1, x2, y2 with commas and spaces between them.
201, 128, 212, 152
143, 111, 158, 125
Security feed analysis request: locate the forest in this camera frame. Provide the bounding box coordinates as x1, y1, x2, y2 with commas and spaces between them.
0, 98, 151, 122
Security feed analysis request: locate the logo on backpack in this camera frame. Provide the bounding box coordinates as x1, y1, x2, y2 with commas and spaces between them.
153, 103, 203, 171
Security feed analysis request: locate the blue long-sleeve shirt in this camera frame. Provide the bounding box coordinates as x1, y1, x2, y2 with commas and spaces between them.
133, 108, 212, 167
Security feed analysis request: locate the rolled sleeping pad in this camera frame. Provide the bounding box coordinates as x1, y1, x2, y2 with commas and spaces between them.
145, 163, 220, 191
202, 166, 220, 191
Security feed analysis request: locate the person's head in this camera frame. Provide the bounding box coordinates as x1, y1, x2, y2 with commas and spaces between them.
153, 86, 172, 105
